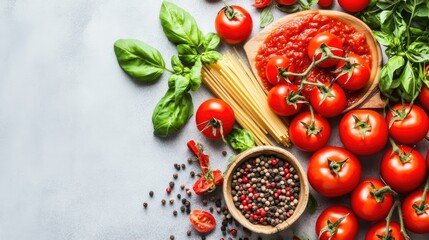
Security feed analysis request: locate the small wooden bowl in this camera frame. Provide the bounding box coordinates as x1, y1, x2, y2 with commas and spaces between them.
244, 10, 384, 111
222, 146, 309, 234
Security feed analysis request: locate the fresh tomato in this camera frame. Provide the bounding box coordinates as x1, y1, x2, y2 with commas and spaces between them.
253, 0, 272, 8
339, 109, 388, 155
402, 189, 429, 234
318, 0, 333, 7
351, 178, 394, 222
265, 55, 295, 85
308, 146, 362, 197
289, 111, 331, 152
336, 53, 370, 91
196, 98, 235, 140
267, 83, 302, 116
418, 84, 429, 111
427, 150, 429, 171
338, 0, 370, 13
315, 205, 358, 240
380, 145, 426, 193
193, 176, 215, 195
307, 32, 344, 68
365, 221, 405, 240
386, 103, 429, 145
212, 169, 224, 186
310, 82, 347, 117
189, 210, 216, 233
275, 0, 297, 5
215, 5, 253, 44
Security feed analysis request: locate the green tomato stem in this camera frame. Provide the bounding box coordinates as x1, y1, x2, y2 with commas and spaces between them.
397, 202, 411, 240
418, 177, 429, 211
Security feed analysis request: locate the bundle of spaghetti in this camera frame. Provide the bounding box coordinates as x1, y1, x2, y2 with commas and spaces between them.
201, 51, 291, 147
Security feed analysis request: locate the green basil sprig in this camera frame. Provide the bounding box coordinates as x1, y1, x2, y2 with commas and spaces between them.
225, 128, 256, 153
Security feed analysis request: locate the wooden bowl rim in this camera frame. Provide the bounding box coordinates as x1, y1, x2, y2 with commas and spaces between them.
222, 146, 309, 234
243, 10, 382, 112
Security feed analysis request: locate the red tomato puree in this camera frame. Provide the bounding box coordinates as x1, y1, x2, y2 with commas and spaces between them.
255, 13, 372, 106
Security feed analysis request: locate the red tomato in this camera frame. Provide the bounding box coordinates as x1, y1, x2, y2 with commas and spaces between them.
339, 110, 388, 155
215, 5, 253, 44
315, 206, 359, 240
189, 210, 216, 233
193, 176, 215, 195
318, 0, 333, 7
289, 111, 331, 152
307, 32, 344, 68
351, 178, 394, 222
336, 53, 370, 91
418, 84, 429, 111
427, 150, 429, 171
212, 170, 224, 186
338, 0, 370, 13
275, 0, 297, 5
386, 103, 429, 145
365, 221, 405, 240
402, 189, 429, 233
310, 82, 347, 117
380, 145, 426, 193
265, 55, 295, 85
196, 99, 235, 140
308, 146, 362, 197
267, 84, 302, 116
253, 0, 272, 8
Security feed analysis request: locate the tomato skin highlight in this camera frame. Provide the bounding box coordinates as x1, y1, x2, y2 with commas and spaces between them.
215, 5, 253, 44
339, 110, 388, 155
189, 210, 216, 233
310, 82, 347, 117
338, 0, 370, 13
402, 189, 429, 234
350, 178, 394, 222
275, 0, 297, 5
196, 98, 235, 140
315, 205, 359, 240
267, 84, 302, 116
380, 145, 426, 193
386, 104, 429, 145
307, 146, 362, 197
253, 0, 272, 8
307, 32, 344, 68
336, 53, 370, 91
265, 55, 295, 85
365, 221, 405, 240
289, 111, 331, 152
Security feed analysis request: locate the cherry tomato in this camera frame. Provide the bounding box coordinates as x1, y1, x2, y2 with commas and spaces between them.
253, 0, 272, 8
365, 221, 405, 240
338, 0, 370, 13
310, 82, 347, 117
196, 98, 235, 140
402, 189, 429, 234
418, 84, 429, 111
386, 103, 429, 145
193, 176, 214, 195
289, 111, 331, 152
336, 53, 370, 91
307, 32, 344, 68
275, 0, 297, 5
380, 145, 426, 193
267, 83, 302, 116
215, 5, 253, 44
265, 55, 295, 85
339, 110, 388, 155
308, 146, 362, 197
351, 178, 394, 222
315, 205, 358, 240
189, 210, 216, 233
318, 0, 333, 7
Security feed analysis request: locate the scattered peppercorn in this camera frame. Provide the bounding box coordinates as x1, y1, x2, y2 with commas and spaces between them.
161, 199, 166, 205
169, 235, 174, 240
180, 184, 185, 190
222, 150, 227, 156
230, 229, 237, 236
190, 171, 195, 177
174, 163, 180, 170
180, 206, 185, 212
166, 187, 172, 194
143, 202, 148, 208
187, 157, 193, 164
177, 194, 181, 199
187, 230, 191, 236
169, 181, 175, 188
173, 173, 178, 179
169, 198, 174, 204
181, 163, 186, 170
202, 199, 208, 206
149, 191, 154, 197
173, 210, 177, 216
209, 207, 214, 212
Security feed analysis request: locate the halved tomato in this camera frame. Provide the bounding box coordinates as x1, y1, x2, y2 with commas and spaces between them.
189, 210, 216, 233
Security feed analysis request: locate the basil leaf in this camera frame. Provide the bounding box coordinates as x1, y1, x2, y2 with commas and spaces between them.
171, 55, 184, 74
260, 5, 274, 28
174, 75, 190, 102
177, 44, 199, 65
113, 39, 165, 82
226, 128, 255, 153
379, 55, 404, 99
373, 31, 395, 47
399, 60, 418, 101
393, 12, 407, 42
407, 42, 429, 63
189, 58, 202, 91
306, 193, 318, 214
152, 89, 193, 138
159, 1, 203, 47
201, 51, 222, 64
203, 32, 220, 51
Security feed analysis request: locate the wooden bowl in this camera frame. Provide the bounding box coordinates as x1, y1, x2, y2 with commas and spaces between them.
244, 10, 384, 111
222, 146, 309, 234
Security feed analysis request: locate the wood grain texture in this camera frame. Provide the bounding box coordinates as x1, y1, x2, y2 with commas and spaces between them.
222, 146, 309, 235
243, 10, 384, 112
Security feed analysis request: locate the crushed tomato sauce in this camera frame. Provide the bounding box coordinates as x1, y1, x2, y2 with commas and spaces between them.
255, 13, 372, 106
